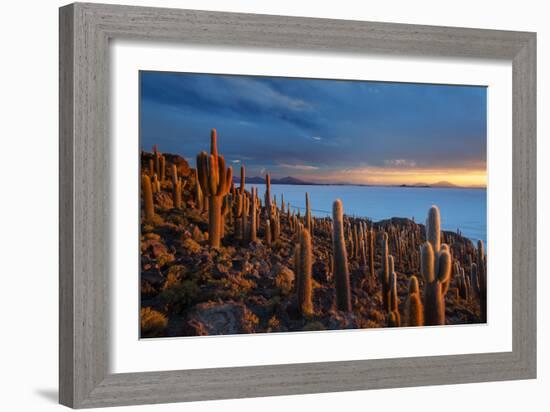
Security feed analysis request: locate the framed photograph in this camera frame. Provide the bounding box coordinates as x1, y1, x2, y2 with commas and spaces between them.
59, 2, 536, 408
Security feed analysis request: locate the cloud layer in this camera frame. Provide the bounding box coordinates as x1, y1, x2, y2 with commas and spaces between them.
140, 71, 487, 186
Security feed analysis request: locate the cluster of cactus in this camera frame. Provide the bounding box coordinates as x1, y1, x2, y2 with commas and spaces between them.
142, 128, 489, 328
294, 228, 313, 317
232, 165, 245, 240
248, 187, 259, 242
171, 164, 186, 209
196, 129, 233, 248
153, 145, 166, 182
420, 205, 452, 326
455, 261, 470, 301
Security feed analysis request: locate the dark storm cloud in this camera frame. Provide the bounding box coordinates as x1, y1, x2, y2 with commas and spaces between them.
140, 71, 486, 181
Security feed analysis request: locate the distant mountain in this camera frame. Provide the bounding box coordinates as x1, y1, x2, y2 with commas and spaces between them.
430, 181, 461, 188
275, 176, 311, 185
233, 175, 317, 185
401, 181, 461, 188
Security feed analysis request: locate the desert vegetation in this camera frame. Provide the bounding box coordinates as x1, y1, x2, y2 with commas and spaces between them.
140, 129, 487, 338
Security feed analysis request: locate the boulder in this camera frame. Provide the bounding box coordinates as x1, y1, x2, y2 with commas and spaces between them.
184, 302, 259, 335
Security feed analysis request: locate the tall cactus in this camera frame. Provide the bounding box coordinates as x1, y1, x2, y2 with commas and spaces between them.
378, 232, 391, 312
471, 240, 487, 322
369, 227, 375, 278
272, 209, 281, 242
240, 164, 245, 195
171, 164, 182, 209
332, 199, 351, 312
241, 192, 250, 243
387, 271, 401, 326
220, 195, 230, 238
265, 218, 272, 246
141, 174, 154, 222
265, 174, 272, 218
405, 276, 424, 326
233, 191, 243, 240
295, 228, 313, 317
425, 205, 452, 293
249, 187, 257, 242
305, 192, 312, 233
196, 129, 233, 248
159, 155, 166, 182
193, 168, 204, 211
421, 241, 451, 326
421, 205, 452, 325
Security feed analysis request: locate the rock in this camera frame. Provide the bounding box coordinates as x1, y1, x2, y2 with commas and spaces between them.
143, 232, 160, 241
181, 238, 201, 254
184, 302, 259, 335
141, 270, 164, 287
164, 153, 191, 177
192, 226, 205, 242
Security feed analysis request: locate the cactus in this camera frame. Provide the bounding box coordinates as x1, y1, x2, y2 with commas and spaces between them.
220, 195, 230, 238
240, 164, 245, 194
332, 199, 351, 312
378, 232, 391, 312
388, 272, 401, 326
426, 205, 441, 254
141, 174, 155, 222
249, 187, 257, 242
305, 192, 312, 232
160, 155, 166, 182
193, 168, 204, 211
405, 276, 424, 326
369, 228, 375, 278
359, 237, 367, 268
265, 218, 272, 246
295, 228, 313, 317
154, 150, 160, 180
241, 192, 250, 243
421, 241, 451, 326
265, 174, 272, 218
426, 205, 452, 293
471, 240, 487, 322
272, 209, 281, 242
171, 164, 182, 209
196, 129, 233, 248
233, 191, 243, 240
387, 311, 400, 327
455, 262, 469, 301
420, 205, 453, 325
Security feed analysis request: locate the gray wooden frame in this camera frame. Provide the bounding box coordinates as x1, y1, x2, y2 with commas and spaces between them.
59, 2, 536, 409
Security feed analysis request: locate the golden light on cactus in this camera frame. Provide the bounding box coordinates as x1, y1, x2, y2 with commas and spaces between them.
196, 128, 233, 248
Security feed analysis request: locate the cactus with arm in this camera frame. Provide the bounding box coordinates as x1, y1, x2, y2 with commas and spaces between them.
196, 129, 233, 248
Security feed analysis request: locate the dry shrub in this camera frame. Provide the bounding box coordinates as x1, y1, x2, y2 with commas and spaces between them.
140, 307, 167, 337
160, 280, 201, 314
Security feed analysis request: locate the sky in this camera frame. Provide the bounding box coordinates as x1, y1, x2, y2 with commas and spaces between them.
140, 71, 487, 187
